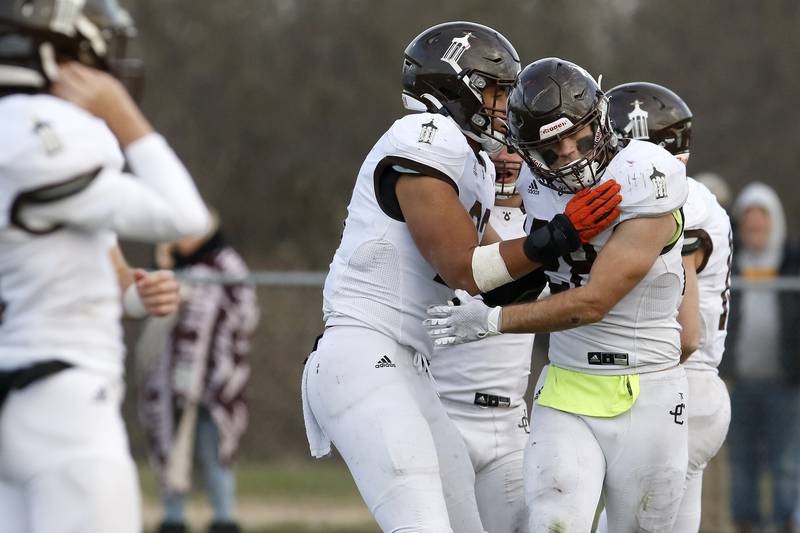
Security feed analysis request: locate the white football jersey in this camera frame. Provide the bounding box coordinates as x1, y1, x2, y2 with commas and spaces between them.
323, 113, 495, 356
431, 206, 535, 407
0, 94, 208, 377
519, 140, 689, 375
681, 177, 732, 372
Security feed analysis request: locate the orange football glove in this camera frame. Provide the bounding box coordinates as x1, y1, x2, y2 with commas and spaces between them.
564, 179, 622, 244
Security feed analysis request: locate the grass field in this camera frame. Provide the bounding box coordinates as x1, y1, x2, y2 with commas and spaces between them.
140, 450, 737, 532
140, 460, 378, 533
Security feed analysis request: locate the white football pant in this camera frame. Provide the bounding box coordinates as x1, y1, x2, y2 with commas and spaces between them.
596, 369, 730, 533
441, 398, 528, 533
305, 326, 485, 533
525, 365, 688, 533
0, 368, 140, 533
671, 369, 730, 532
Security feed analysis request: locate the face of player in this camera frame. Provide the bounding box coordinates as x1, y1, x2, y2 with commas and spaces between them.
739, 206, 772, 252
482, 83, 510, 136
536, 123, 594, 170
492, 145, 523, 207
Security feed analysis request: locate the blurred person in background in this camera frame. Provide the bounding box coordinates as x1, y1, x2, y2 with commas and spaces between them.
0, 0, 210, 531
138, 213, 259, 533
721, 182, 800, 533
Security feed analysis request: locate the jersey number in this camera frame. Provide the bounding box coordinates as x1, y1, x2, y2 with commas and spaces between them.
433, 200, 490, 287
469, 200, 491, 235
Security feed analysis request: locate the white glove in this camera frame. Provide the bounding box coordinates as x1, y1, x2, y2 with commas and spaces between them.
424, 289, 503, 346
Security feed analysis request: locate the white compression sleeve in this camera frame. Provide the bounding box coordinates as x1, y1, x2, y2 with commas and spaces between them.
471, 242, 514, 293
19, 134, 209, 242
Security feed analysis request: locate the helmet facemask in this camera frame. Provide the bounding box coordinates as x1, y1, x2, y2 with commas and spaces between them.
458, 72, 514, 154
408, 68, 514, 154
512, 96, 617, 194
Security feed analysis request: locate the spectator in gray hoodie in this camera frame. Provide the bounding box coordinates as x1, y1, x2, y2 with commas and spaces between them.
722, 182, 800, 533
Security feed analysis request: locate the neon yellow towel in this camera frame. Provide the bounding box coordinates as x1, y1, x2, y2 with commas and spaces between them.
536, 365, 640, 417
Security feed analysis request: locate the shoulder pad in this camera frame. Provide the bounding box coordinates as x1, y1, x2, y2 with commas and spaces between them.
603, 140, 688, 223
0, 95, 124, 227
385, 113, 471, 184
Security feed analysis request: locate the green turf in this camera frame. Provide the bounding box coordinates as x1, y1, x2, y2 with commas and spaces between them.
140, 460, 377, 533
144, 520, 378, 533
139, 459, 363, 502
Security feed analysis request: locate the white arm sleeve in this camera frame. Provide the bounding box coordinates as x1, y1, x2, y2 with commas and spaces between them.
18, 134, 210, 242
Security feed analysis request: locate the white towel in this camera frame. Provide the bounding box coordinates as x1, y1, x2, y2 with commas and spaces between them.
301, 350, 331, 458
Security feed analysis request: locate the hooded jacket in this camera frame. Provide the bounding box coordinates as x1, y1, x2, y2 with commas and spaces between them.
721, 182, 800, 384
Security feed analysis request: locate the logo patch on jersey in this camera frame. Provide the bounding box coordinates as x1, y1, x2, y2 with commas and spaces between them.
474, 392, 511, 408
527, 179, 539, 195
441, 32, 473, 73
418, 118, 438, 145
624, 99, 650, 140
33, 119, 63, 156
375, 355, 396, 368
649, 166, 668, 199
587, 352, 629, 366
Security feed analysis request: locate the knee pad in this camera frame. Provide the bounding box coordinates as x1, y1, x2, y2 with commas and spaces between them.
633, 467, 686, 532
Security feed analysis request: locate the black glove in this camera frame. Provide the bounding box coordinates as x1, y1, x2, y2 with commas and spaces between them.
523, 214, 582, 264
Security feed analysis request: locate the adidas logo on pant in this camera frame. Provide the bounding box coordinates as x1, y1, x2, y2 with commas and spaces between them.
375, 355, 396, 368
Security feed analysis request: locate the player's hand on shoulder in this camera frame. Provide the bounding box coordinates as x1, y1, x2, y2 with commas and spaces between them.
424, 289, 501, 346
564, 179, 622, 244
133, 268, 180, 317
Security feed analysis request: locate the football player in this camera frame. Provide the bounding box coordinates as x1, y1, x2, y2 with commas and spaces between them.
0, 1, 209, 532
429, 146, 539, 533
425, 58, 691, 532
599, 81, 733, 533
301, 26, 621, 533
